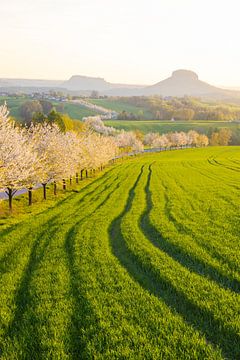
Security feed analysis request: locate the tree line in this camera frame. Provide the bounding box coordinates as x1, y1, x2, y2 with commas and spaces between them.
84, 116, 232, 148
0, 103, 118, 211
114, 96, 240, 121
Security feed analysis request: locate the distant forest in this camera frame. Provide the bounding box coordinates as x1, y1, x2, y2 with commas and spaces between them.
115, 96, 240, 121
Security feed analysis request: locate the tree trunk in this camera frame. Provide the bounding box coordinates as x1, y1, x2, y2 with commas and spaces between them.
28, 187, 33, 206
85, 169, 88, 178
63, 179, 66, 190
54, 181, 57, 195
80, 169, 84, 180
70, 176, 72, 185
76, 172, 79, 184
42, 183, 47, 200
7, 188, 13, 211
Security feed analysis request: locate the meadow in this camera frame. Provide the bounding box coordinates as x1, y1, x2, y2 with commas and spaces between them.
105, 119, 240, 134
0, 96, 98, 121
0, 147, 240, 359
88, 98, 154, 118
55, 102, 98, 120
0, 96, 27, 119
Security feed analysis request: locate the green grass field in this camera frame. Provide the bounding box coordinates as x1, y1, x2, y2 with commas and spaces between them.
105, 119, 240, 134
0, 96, 27, 119
0, 147, 240, 359
0, 97, 98, 121
88, 98, 154, 118
53, 102, 98, 120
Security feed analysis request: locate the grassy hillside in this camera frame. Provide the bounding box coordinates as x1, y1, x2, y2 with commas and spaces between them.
105, 119, 240, 134
54, 102, 98, 119
90, 96, 240, 121
0, 147, 240, 359
88, 98, 154, 118
0, 96, 27, 119
0, 96, 98, 121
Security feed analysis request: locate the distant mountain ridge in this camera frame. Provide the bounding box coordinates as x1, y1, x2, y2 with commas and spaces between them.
62, 75, 110, 91
61, 75, 146, 91
1, 70, 240, 100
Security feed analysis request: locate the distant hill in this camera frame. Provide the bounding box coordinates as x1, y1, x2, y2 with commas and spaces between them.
61, 75, 111, 91
105, 70, 240, 99
61, 75, 145, 92
141, 70, 226, 97
1, 70, 240, 100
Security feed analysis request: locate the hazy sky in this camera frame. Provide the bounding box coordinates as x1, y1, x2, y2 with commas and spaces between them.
1, 0, 240, 86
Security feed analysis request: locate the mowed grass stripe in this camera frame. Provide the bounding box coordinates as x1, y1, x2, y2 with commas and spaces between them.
0, 164, 123, 289
142, 164, 240, 294
0, 162, 124, 260
119, 164, 240, 359
0, 164, 131, 358
109, 164, 222, 359
151, 159, 240, 275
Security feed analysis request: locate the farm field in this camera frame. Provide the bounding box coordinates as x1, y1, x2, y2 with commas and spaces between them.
88, 98, 154, 118
55, 102, 98, 120
0, 147, 240, 359
105, 119, 240, 134
0, 96, 98, 121
0, 96, 27, 119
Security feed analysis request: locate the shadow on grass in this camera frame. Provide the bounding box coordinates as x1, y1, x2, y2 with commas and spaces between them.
2, 215, 60, 358
64, 223, 100, 359
77, 174, 120, 207
75, 167, 120, 206
0, 165, 117, 241
109, 166, 240, 360
63, 168, 131, 358
0, 164, 131, 358
63, 179, 127, 357
141, 164, 240, 294
75, 164, 131, 207
0, 169, 125, 278
160, 169, 240, 276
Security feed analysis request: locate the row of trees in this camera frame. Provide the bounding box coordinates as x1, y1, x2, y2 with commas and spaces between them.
83, 116, 144, 152
143, 130, 209, 148
0, 103, 118, 210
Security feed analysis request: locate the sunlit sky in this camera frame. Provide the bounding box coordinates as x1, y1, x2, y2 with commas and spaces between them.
1, 0, 240, 86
